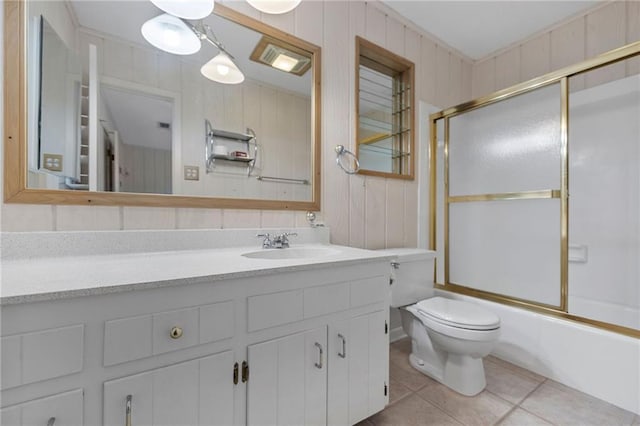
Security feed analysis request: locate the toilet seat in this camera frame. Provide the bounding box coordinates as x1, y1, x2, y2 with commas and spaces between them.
416, 297, 500, 330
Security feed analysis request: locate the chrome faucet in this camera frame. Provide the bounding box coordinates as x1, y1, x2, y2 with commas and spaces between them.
272, 232, 298, 249
257, 232, 297, 249
257, 233, 273, 248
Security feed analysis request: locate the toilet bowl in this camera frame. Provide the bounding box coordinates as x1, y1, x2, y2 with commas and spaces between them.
378, 248, 501, 396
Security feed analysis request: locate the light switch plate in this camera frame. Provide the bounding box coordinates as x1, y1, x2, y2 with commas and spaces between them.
184, 165, 199, 181
43, 154, 63, 171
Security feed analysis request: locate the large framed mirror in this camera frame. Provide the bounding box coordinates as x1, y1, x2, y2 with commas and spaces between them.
4, 1, 321, 210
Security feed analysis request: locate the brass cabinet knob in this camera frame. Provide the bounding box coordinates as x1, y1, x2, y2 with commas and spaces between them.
170, 326, 183, 339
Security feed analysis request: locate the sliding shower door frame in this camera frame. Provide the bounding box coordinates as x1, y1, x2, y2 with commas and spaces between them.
429, 40, 640, 339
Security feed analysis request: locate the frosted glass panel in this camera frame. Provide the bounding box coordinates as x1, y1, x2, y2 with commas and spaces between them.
449, 199, 561, 306
449, 83, 561, 196
568, 71, 640, 330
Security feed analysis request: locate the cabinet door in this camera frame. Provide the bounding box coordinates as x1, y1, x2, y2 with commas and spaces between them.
104, 350, 235, 426
0, 388, 83, 426
247, 327, 327, 426
328, 310, 389, 426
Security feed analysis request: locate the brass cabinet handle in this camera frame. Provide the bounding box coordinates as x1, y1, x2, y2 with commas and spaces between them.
125, 395, 132, 426
314, 342, 323, 369
47, 418, 56, 426
338, 334, 346, 359
170, 326, 183, 339
241, 361, 249, 383
233, 362, 239, 385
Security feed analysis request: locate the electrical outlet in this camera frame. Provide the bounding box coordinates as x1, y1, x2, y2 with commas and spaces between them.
184, 165, 199, 181
43, 154, 63, 172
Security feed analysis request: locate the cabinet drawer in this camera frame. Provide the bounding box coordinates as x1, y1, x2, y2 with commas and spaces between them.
350, 276, 388, 307
248, 290, 303, 332
0, 388, 83, 425
303, 282, 350, 318
1, 325, 84, 390
103, 351, 234, 426
104, 301, 234, 366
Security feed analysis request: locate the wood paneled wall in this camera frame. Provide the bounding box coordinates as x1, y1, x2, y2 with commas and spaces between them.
472, 1, 640, 99
2, 0, 473, 244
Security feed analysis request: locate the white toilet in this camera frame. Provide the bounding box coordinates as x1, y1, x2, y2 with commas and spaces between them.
380, 248, 501, 396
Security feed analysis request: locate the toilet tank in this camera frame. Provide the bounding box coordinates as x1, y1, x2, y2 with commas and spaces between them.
377, 248, 436, 308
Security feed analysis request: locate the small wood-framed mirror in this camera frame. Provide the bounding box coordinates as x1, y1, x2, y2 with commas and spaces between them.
355, 36, 415, 180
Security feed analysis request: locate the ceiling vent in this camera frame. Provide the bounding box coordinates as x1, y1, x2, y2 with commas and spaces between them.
250, 36, 312, 76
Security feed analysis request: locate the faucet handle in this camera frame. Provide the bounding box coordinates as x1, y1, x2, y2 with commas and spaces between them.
256, 233, 272, 248
283, 232, 298, 237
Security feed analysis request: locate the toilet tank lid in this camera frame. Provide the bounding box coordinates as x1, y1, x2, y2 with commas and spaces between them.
376, 248, 436, 262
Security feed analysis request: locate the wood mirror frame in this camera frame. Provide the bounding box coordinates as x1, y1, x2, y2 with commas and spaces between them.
3, 1, 321, 210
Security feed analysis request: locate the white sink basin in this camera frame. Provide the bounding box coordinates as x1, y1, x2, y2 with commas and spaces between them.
242, 247, 340, 260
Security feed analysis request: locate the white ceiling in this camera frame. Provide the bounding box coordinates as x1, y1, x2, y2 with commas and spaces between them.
101, 86, 173, 150
381, 1, 601, 60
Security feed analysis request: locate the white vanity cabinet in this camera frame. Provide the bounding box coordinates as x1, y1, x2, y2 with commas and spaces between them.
328, 311, 389, 426
1, 253, 392, 426
0, 389, 84, 425
103, 351, 235, 426
247, 327, 327, 426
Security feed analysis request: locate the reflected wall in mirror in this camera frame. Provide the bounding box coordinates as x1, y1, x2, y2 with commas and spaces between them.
355, 36, 414, 180
5, 0, 320, 210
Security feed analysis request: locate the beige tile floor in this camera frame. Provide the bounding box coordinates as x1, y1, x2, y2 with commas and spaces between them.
359, 338, 639, 426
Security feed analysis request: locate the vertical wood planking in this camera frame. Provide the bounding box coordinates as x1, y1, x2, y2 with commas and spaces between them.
132, 47, 158, 88
384, 16, 406, 248
349, 1, 367, 248
520, 34, 551, 82
364, 178, 386, 249
385, 180, 404, 248
217, 0, 260, 19
260, 10, 294, 34
261, 211, 296, 228
461, 60, 472, 101
156, 53, 180, 92
472, 58, 495, 99
323, 1, 350, 245
363, 2, 388, 249
1, 205, 55, 231
404, 28, 422, 247
385, 18, 404, 53
420, 38, 437, 105
176, 208, 222, 229
365, 3, 386, 46
435, 46, 451, 108
550, 17, 586, 91
627, 1, 640, 76
294, 1, 323, 46
448, 54, 463, 105
221, 209, 261, 228
495, 49, 521, 91
102, 38, 133, 81
585, 1, 626, 87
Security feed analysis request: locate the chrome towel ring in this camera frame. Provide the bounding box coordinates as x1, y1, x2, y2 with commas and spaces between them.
335, 145, 360, 174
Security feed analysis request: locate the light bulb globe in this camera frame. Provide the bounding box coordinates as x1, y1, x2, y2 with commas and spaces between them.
141, 13, 201, 55
246, 0, 301, 14
150, 0, 214, 20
